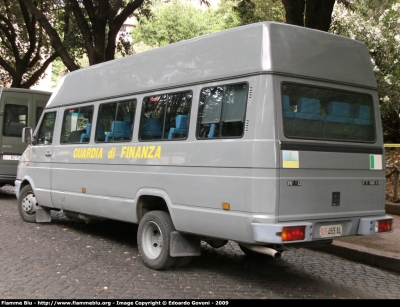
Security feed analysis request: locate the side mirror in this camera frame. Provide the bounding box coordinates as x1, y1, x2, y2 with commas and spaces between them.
22, 127, 33, 144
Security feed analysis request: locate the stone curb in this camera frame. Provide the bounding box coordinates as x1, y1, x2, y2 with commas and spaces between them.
386, 203, 400, 216
309, 204, 400, 273
309, 241, 400, 274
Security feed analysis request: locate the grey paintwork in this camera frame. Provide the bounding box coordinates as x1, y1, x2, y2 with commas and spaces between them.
46, 22, 376, 108
0, 88, 51, 185
15, 22, 392, 248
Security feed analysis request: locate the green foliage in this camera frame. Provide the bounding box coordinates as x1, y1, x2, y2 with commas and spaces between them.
331, 0, 400, 143
131, 0, 241, 49
233, 0, 285, 25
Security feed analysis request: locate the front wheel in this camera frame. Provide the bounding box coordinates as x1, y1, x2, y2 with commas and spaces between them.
137, 211, 176, 270
18, 184, 37, 223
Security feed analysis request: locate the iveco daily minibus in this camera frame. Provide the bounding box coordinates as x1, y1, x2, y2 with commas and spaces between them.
15, 22, 393, 270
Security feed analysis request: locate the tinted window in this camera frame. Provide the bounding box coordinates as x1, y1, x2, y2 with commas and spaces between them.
140, 91, 192, 141
97, 99, 136, 143
3, 104, 28, 137
60, 106, 94, 144
197, 83, 248, 139
282, 83, 375, 142
36, 111, 56, 145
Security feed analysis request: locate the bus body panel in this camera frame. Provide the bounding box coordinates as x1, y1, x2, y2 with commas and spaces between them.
46, 22, 376, 109
278, 168, 385, 221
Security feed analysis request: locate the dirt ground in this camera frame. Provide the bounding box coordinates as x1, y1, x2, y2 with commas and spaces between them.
385, 147, 400, 202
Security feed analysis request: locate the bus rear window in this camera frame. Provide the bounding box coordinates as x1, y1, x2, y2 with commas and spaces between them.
281, 83, 375, 142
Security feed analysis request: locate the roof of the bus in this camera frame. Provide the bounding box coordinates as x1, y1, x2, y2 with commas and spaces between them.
0, 87, 52, 96
47, 22, 376, 108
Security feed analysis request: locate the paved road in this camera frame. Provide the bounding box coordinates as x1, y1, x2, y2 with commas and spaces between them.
1, 186, 400, 300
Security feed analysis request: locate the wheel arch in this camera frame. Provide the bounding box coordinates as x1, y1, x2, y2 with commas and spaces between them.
17, 176, 37, 198
135, 188, 174, 224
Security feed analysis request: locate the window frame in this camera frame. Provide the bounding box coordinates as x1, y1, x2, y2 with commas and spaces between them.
60, 105, 94, 144
281, 82, 376, 143
139, 90, 192, 142
35, 110, 57, 145
196, 82, 249, 140
2, 104, 28, 138
95, 99, 136, 143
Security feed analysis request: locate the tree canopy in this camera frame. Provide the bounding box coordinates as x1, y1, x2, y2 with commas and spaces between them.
21, 0, 147, 72
331, 0, 400, 142
0, 0, 58, 88
131, 0, 240, 49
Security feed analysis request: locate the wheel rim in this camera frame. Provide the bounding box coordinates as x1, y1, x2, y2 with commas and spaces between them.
21, 193, 37, 215
142, 221, 163, 259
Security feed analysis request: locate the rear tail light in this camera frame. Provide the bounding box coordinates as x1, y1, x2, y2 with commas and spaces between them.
281, 226, 306, 241
375, 219, 393, 233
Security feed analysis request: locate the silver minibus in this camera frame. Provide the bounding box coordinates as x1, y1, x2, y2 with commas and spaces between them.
15, 22, 393, 270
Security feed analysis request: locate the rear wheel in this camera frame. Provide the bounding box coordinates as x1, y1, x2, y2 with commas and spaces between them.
137, 211, 176, 270
18, 185, 37, 223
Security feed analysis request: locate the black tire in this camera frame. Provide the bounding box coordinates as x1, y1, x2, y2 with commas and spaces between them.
171, 256, 192, 268
18, 185, 37, 223
137, 211, 176, 270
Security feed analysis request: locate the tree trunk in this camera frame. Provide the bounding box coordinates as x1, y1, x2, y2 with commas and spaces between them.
281, 0, 336, 32
305, 0, 336, 32
281, 0, 305, 27
21, 0, 80, 71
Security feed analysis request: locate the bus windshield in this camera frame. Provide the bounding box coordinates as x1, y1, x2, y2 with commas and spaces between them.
282, 83, 375, 142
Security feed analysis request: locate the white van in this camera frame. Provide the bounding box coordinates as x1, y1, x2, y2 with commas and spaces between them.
15, 22, 393, 270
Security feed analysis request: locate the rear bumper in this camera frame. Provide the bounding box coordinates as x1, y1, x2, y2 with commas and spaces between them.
251, 215, 394, 244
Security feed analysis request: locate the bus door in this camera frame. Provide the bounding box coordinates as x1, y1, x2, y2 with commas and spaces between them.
278, 82, 384, 223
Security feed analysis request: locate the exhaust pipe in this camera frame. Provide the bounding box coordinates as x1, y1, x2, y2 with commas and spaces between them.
241, 244, 282, 259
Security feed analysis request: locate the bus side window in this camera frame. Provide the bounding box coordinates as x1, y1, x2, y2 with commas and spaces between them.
97, 99, 136, 143
36, 111, 57, 145
60, 106, 94, 144
139, 91, 192, 141
197, 83, 248, 139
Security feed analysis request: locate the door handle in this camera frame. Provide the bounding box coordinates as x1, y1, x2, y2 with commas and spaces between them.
45, 152, 51, 157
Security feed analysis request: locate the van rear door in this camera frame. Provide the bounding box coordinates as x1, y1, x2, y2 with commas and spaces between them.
277, 82, 385, 222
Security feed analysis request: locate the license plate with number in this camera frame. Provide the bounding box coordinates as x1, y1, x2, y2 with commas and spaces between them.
3, 155, 21, 161
320, 224, 343, 238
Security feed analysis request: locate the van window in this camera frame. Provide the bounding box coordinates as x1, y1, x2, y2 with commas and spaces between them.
140, 91, 192, 140
197, 83, 248, 139
36, 111, 57, 145
61, 106, 94, 143
96, 99, 136, 142
282, 83, 376, 142
3, 104, 28, 137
